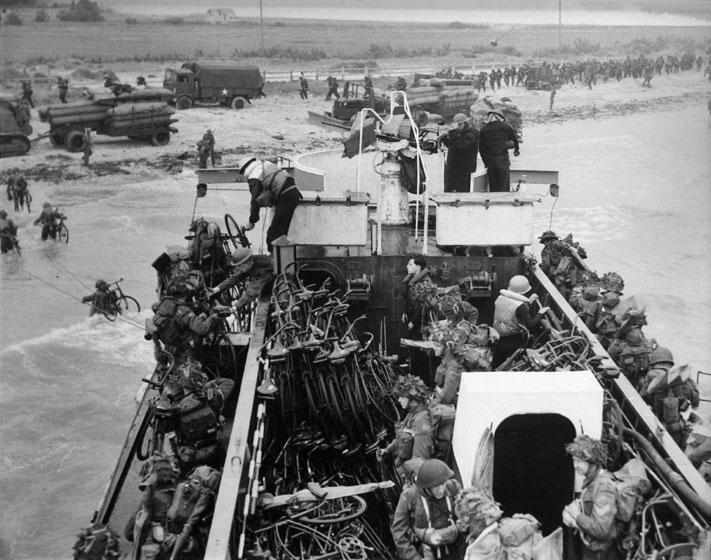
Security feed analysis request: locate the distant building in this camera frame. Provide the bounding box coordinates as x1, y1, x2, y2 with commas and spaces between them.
205, 9, 238, 24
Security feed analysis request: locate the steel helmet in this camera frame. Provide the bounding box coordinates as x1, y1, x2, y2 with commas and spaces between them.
601, 291, 620, 309
43, 202, 51, 209
508, 275, 531, 295
393, 374, 429, 402
565, 435, 607, 466
583, 286, 600, 301
231, 247, 253, 266
454, 487, 503, 529
453, 113, 467, 124
538, 230, 558, 243
649, 346, 674, 367
0, 210, 7, 219
95, 279, 108, 290
416, 459, 454, 489
487, 110, 505, 121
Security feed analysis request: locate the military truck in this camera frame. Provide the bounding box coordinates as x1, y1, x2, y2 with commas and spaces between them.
163, 62, 264, 110
0, 97, 32, 157
38, 89, 178, 152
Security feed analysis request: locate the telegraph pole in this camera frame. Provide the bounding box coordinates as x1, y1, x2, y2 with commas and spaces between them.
259, 0, 264, 52
558, 0, 562, 56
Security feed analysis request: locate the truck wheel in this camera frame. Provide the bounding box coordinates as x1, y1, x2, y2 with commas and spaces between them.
49, 132, 63, 147
150, 132, 171, 146
64, 130, 86, 152
230, 96, 246, 110
176, 96, 193, 110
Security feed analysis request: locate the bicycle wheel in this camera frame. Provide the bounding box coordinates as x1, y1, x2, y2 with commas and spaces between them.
58, 223, 69, 244
224, 213, 251, 249
116, 295, 141, 314
278, 371, 296, 430
299, 495, 368, 525
100, 305, 118, 321
213, 333, 237, 377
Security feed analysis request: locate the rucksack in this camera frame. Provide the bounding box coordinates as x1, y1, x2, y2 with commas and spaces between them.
73, 524, 121, 560
178, 393, 218, 444
499, 514, 542, 560
167, 466, 221, 527
609, 458, 650, 523
428, 402, 456, 460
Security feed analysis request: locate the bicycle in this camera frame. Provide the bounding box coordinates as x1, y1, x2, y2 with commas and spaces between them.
99, 278, 141, 321
56, 213, 69, 244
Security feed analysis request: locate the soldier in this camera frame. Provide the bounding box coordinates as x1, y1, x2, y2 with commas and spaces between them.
364, 73, 375, 106
381, 375, 434, 477
58, 77, 69, 103
569, 285, 602, 331
0, 210, 20, 254
563, 435, 621, 560
608, 310, 651, 388
197, 140, 209, 169
202, 129, 216, 166
538, 230, 562, 275
136, 75, 147, 88
208, 248, 275, 311
454, 487, 505, 560
441, 113, 478, 193
82, 279, 119, 317
21, 80, 34, 108
7, 171, 31, 213
33, 202, 66, 241
647, 361, 700, 449
492, 275, 549, 368
391, 459, 463, 560
145, 275, 218, 366
396, 76, 407, 91
298, 72, 309, 100
325, 75, 340, 100
594, 291, 623, 350
82, 128, 93, 166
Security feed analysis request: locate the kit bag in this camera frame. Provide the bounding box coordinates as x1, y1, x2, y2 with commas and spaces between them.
178, 393, 217, 444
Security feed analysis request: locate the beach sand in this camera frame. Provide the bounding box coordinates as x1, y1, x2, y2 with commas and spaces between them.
3, 66, 710, 187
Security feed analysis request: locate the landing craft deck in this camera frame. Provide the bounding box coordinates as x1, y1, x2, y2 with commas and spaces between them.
80, 98, 710, 560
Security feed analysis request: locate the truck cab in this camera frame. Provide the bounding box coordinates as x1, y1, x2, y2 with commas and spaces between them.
163, 63, 264, 110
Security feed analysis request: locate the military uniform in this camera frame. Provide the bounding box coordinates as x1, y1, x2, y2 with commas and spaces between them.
576, 470, 621, 560
385, 404, 434, 472
391, 479, 463, 560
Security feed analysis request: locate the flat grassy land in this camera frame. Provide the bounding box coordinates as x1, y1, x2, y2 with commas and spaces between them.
1, 13, 710, 71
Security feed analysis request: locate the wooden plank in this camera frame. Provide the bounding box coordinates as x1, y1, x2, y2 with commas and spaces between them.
204, 298, 269, 559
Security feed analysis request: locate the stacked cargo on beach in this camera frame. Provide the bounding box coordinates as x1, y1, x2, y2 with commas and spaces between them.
105, 102, 177, 131
38, 87, 178, 152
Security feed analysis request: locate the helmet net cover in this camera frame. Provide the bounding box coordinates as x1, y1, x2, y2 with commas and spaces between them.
393, 374, 429, 401
565, 435, 608, 466
454, 487, 503, 530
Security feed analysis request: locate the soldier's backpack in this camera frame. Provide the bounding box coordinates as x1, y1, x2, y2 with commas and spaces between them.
73, 524, 121, 560
428, 402, 456, 461
167, 466, 221, 527
609, 458, 651, 523
178, 393, 218, 444
499, 514, 542, 560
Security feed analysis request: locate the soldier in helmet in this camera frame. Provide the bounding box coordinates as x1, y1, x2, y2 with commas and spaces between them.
608, 309, 651, 387
563, 435, 621, 560
201, 129, 216, 167
639, 344, 674, 402
594, 291, 623, 349
454, 487, 504, 560
33, 202, 66, 241
82, 279, 119, 317
381, 375, 435, 477
569, 285, 602, 331
391, 458, 463, 560
0, 209, 20, 254
145, 274, 218, 365
21, 80, 34, 108
441, 113, 478, 193
209, 248, 274, 310
478, 110, 519, 193
646, 360, 700, 449
538, 230, 562, 276
492, 275, 550, 368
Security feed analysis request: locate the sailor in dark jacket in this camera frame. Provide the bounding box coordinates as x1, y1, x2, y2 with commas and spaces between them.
441, 113, 478, 193
478, 110, 520, 193
239, 157, 302, 252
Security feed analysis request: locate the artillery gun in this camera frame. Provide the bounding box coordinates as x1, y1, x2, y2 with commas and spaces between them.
38, 88, 178, 152
0, 97, 32, 157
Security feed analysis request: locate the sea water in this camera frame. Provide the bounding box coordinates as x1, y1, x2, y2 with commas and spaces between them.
0, 103, 709, 558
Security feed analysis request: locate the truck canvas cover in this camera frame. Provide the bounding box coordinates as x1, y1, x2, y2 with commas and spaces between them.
179, 63, 263, 89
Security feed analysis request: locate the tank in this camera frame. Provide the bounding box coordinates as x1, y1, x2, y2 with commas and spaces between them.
0, 97, 32, 157
75, 98, 711, 560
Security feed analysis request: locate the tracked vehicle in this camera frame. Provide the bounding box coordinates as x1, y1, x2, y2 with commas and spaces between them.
0, 97, 32, 157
